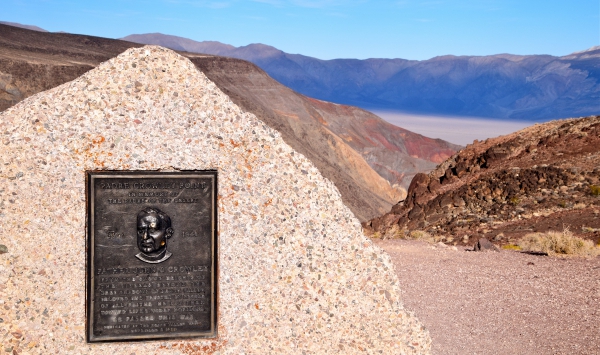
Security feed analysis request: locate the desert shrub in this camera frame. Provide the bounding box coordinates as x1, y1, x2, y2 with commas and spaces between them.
368, 225, 410, 240
406, 230, 442, 243
518, 228, 600, 257
582, 226, 600, 233
501, 244, 522, 251
409, 230, 432, 241
493, 232, 505, 241
376, 228, 439, 242
559, 200, 567, 208
590, 185, 600, 196
432, 235, 445, 243
382, 224, 405, 239
509, 196, 520, 205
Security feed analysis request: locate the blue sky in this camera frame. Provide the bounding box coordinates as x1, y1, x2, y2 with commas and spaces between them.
4, 0, 599, 60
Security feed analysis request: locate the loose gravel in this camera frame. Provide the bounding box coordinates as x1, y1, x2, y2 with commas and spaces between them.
375, 239, 600, 355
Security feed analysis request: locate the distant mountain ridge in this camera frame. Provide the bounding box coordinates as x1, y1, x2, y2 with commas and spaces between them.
0, 23, 461, 221
123, 33, 600, 120
0, 21, 48, 32
122, 33, 234, 55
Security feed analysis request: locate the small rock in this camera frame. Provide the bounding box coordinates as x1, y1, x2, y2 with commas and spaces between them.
0, 244, 7, 254
11, 331, 23, 339
473, 238, 499, 252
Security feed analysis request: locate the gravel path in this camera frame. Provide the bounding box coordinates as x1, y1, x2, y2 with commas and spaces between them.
374, 239, 600, 355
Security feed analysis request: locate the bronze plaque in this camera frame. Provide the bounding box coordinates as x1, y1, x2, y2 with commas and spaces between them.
86, 171, 217, 342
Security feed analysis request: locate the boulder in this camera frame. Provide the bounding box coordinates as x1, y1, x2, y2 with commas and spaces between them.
0, 46, 431, 354
473, 238, 500, 252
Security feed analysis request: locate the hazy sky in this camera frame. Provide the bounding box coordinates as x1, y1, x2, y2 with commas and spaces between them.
4, 0, 599, 60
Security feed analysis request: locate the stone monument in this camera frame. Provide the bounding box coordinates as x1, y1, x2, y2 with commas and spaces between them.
0, 46, 431, 354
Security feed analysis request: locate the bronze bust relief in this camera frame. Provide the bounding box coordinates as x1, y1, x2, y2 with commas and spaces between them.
136, 207, 173, 264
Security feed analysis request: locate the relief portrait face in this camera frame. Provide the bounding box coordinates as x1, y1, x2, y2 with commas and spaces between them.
137, 209, 172, 255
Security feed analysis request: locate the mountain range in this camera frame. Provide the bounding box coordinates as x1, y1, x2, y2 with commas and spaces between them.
0, 23, 459, 221
2, 21, 598, 245
123, 33, 600, 120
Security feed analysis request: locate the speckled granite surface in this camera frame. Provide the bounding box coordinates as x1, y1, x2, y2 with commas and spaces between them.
0, 46, 431, 354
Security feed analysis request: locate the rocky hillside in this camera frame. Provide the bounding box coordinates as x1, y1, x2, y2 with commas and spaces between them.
0, 25, 137, 111
366, 115, 600, 246
124, 33, 600, 120
0, 23, 459, 221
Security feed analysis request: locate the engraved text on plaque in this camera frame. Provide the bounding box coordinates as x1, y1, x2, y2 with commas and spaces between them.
86, 171, 217, 342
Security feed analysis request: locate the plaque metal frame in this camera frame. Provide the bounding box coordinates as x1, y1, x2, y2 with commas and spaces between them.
86, 171, 218, 342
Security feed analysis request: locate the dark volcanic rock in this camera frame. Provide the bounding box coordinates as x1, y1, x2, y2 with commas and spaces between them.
367, 116, 600, 246
473, 238, 499, 252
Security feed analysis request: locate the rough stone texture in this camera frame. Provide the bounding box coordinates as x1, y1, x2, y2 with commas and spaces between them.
0, 46, 431, 354
472, 238, 499, 252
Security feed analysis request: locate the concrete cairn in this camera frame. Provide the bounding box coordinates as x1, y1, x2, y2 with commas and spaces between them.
0, 46, 431, 354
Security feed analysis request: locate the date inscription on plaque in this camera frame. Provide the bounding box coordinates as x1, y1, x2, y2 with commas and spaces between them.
86, 171, 217, 342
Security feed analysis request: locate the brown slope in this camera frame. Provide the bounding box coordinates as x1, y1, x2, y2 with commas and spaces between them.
0, 23, 143, 111
303, 97, 461, 187
187, 53, 405, 220
366, 115, 600, 245
0, 23, 460, 221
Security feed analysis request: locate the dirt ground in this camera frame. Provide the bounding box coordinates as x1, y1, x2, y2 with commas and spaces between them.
374, 239, 600, 355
